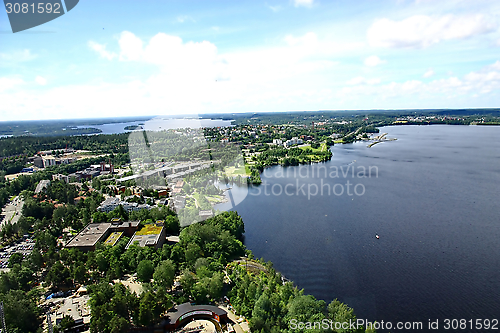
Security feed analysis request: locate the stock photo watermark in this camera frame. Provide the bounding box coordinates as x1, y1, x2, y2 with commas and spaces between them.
251, 164, 379, 200
289, 318, 499, 331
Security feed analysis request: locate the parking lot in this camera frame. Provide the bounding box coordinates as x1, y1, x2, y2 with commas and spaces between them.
0, 237, 35, 269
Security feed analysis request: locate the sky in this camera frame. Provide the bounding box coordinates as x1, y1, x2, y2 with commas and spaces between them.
1, 0, 500, 120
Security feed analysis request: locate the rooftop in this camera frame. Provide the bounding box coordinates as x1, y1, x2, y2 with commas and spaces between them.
104, 231, 123, 246
136, 224, 163, 236
126, 223, 165, 248
65, 223, 111, 248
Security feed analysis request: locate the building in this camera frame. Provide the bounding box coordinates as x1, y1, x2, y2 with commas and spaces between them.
272, 139, 283, 145
65, 221, 140, 251
52, 174, 70, 183
158, 198, 169, 206
99, 161, 114, 173
35, 180, 51, 194
42, 155, 56, 168
160, 303, 228, 331
33, 155, 77, 168
199, 210, 214, 219
284, 137, 303, 147
169, 196, 186, 213
125, 222, 167, 249
97, 197, 151, 213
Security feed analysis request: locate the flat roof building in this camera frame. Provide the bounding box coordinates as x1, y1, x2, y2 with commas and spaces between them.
160, 303, 228, 331
125, 222, 166, 249
66, 221, 139, 251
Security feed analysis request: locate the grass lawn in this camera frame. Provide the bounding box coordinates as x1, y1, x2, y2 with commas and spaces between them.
206, 195, 225, 203
224, 165, 251, 177
298, 142, 327, 153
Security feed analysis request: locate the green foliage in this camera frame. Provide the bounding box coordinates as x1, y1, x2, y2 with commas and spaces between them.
0, 289, 42, 333
7, 252, 23, 268
136, 260, 154, 282
153, 259, 176, 290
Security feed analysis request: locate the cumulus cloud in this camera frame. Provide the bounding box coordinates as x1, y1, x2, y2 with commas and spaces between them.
1, 31, 354, 120
35, 76, 47, 85
119, 31, 144, 61
88, 41, 117, 60
284, 32, 318, 46
347, 76, 381, 85
423, 69, 435, 77
294, 0, 313, 8
367, 14, 495, 48
0, 77, 25, 92
339, 60, 500, 101
364, 55, 386, 67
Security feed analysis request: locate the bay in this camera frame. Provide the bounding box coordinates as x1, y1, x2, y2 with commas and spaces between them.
216, 125, 500, 332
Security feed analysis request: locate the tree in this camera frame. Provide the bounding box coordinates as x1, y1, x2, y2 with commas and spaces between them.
0, 290, 42, 333
138, 291, 158, 326
136, 260, 154, 283
8, 252, 23, 268
180, 269, 196, 294
55, 315, 75, 332
185, 242, 201, 265
109, 316, 130, 333
153, 260, 176, 290
46, 261, 71, 288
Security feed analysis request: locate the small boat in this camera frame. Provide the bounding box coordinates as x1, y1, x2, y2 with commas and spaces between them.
375, 234, 380, 239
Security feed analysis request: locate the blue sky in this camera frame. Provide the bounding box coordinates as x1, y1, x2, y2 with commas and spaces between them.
1, 0, 500, 120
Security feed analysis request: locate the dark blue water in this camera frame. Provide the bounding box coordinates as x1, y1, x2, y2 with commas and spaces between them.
216, 125, 500, 332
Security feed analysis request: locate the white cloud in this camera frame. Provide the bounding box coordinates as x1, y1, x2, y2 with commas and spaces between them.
347, 76, 381, 85
367, 14, 496, 48
267, 4, 282, 12
284, 32, 318, 46
490, 60, 500, 70
0, 49, 36, 63
339, 61, 500, 101
88, 41, 117, 60
0, 77, 24, 92
5, 28, 500, 120
35, 76, 47, 85
294, 0, 314, 8
119, 31, 144, 61
176, 15, 195, 23
1, 31, 353, 120
364, 55, 386, 67
423, 69, 434, 77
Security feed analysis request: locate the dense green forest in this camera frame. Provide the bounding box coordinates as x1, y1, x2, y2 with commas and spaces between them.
0, 133, 130, 159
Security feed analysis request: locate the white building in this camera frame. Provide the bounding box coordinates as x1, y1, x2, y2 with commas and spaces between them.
97, 197, 151, 213
284, 137, 303, 147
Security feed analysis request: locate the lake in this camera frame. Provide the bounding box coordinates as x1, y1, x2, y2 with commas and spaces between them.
77, 117, 233, 135
216, 125, 500, 332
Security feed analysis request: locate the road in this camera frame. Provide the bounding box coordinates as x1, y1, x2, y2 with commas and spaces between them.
218, 305, 249, 333
0, 196, 24, 229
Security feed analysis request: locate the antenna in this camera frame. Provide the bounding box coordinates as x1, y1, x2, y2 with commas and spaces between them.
0, 301, 6, 333
46, 311, 53, 333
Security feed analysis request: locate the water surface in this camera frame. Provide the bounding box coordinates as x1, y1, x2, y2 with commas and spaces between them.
217, 125, 500, 332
